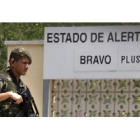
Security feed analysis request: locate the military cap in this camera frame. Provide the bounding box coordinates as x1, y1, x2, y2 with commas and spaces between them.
9, 47, 32, 64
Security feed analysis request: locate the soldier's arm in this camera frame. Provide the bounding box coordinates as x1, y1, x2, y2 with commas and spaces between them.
0, 91, 23, 104
0, 79, 10, 102
0, 92, 12, 102
0, 76, 23, 104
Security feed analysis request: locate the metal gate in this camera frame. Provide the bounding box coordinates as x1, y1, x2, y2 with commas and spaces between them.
50, 79, 140, 117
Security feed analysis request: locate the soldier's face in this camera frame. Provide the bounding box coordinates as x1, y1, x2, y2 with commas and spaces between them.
12, 57, 30, 76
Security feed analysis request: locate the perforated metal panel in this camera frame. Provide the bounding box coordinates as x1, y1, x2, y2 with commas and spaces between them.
50, 79, 140, 117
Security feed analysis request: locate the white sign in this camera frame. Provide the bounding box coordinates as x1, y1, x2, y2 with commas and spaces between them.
44, 26, 140, 79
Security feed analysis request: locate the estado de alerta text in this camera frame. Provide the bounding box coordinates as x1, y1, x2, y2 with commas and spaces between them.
46, 32, 140, 43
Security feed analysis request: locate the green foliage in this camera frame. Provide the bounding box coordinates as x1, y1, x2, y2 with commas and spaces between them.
0, 22, 139, 70
0, 38, 7, 71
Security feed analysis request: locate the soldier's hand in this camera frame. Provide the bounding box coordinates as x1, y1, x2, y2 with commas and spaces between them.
9, 91, 23, 104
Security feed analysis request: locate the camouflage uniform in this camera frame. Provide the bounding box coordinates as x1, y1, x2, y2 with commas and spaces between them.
0, 67, 26, 116
0, 47, 32, 117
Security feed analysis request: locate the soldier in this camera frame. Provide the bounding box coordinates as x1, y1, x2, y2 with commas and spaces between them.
0, 47, 32, 117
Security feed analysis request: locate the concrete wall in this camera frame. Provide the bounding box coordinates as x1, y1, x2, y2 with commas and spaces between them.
4, 40, 44, 117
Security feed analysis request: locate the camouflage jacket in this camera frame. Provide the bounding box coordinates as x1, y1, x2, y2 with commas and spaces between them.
0, 67, 26, 117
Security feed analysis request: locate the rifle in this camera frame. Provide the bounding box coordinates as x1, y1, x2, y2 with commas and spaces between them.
16, 88, 39, 117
